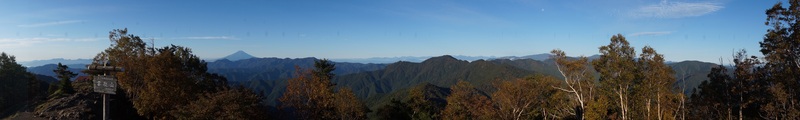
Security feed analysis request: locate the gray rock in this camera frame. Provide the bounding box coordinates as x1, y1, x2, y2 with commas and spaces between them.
34, 92, 100, 120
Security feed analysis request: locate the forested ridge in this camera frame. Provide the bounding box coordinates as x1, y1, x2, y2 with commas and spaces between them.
1, 1, 800, 119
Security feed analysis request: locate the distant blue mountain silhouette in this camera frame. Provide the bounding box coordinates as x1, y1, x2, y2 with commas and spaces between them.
18, 58, 92, 67
221, 50, 255, 61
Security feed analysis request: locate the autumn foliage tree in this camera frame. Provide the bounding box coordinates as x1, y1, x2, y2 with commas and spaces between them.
592, 34, 638, 120
550, 49, 596, 119
492, 79, 538, 120
279, 66, 336, 119
432, 76, 568, 120
99, 28, 149, 97
375, 83, 447, 120
589, 34, 683, 120
279, 59, 368, 120
406, 84, 446, 120
334, 88, 368, 120
491, 76, 562, 120
173, 86, 267, 119
635, 46, 680, 119
135, 45, 214, 118
441, 81, 495, 120
95, 28, 257, 119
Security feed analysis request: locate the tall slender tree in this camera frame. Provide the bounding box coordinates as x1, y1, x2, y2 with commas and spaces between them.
53, 63, 76, 96
313, 59, 336, 82
593, 34, 638, 120
730, 50, 764, 120
760, 0, 800, 118
550, 49, 595, 119
635, 46, 679, 120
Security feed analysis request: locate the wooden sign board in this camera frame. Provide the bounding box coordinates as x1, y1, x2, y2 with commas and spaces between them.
93, 76, 117, 94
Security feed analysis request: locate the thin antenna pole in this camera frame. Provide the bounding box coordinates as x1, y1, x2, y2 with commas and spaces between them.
150, 37, 155, 55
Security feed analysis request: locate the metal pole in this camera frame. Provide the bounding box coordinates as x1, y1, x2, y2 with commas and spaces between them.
103, 94, 108, 120
102, 61, 108, 120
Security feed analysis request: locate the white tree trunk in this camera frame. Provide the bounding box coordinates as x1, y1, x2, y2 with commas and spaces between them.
619, 88, 626, 120
657, 92, 662, 120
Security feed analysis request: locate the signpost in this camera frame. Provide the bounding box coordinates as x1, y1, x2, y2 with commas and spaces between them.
89, 64, 122, 120
93, 76, 117, 94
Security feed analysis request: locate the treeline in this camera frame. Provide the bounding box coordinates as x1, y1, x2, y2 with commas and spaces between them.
0, 53, 51, 116
0, 53, 79, 118
687, 1, 800, 119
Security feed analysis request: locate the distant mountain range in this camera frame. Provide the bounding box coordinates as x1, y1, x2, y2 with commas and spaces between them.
212, 54, 717, 108
19, 51, 719, 109
331, 54, 604, 64
331, 55, 497, 63
18, 58, 92, 67
491, 54, 601, 61
230, 55, 543, 105
207, 57, 387, 82
334, 55, 541, 102
26, 64, 88, 80
493, 53, 552, 61
17, 50, 597, 66
668, 60, 719, 94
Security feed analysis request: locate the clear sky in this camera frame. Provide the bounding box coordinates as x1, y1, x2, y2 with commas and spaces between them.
0, 0, 781, 63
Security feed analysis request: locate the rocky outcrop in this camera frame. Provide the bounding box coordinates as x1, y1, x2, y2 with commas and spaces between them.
34, 91, 100, 120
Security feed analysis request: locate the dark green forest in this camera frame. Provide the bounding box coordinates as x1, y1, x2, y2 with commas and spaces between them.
2, 1, 800, 120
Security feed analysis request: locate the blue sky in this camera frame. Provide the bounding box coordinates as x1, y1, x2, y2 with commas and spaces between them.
0, 0, 780, 63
